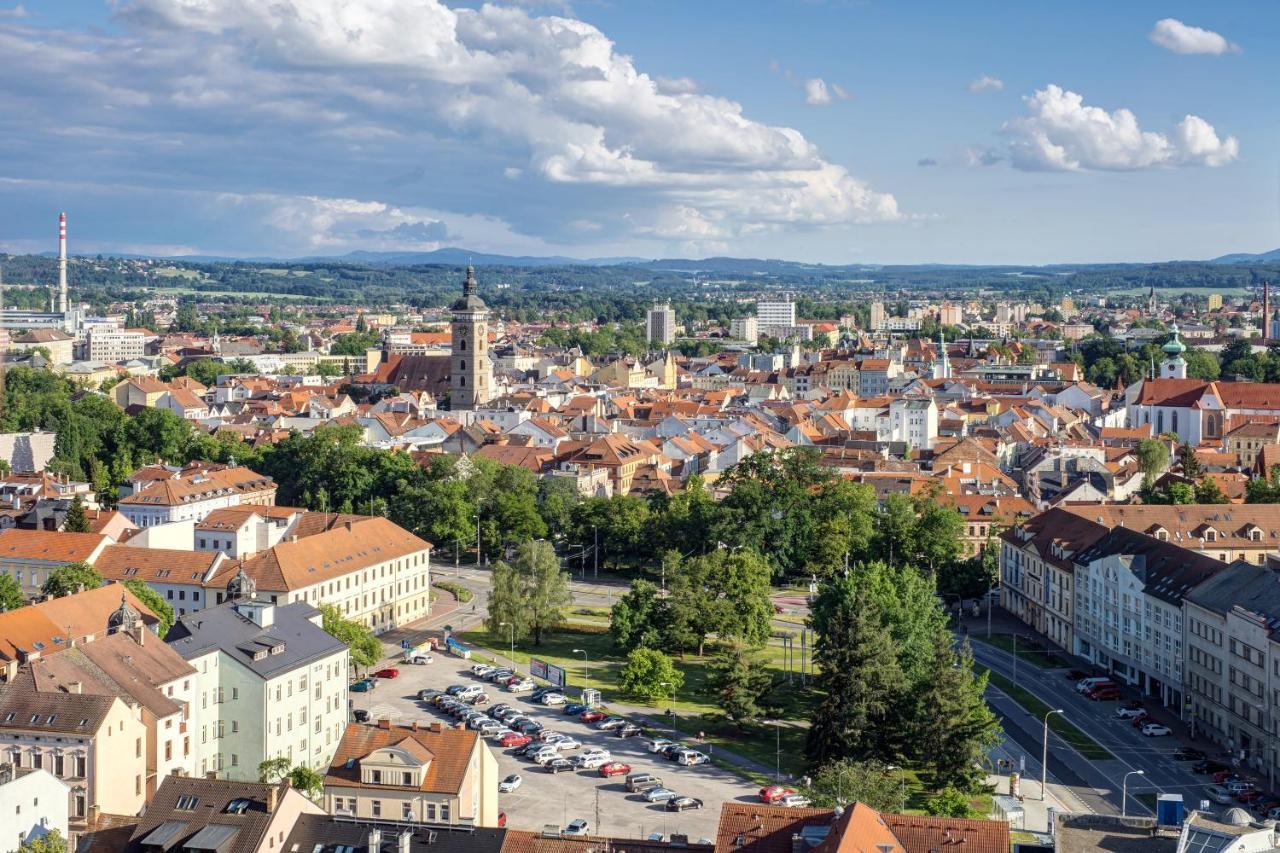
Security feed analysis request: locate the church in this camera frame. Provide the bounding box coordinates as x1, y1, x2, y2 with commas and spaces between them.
359, 265, 494, 410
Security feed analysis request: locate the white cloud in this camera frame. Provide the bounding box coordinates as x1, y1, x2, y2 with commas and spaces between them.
0, 5, 27, 18
83, 0, 896, 250
967, 74, 1003, 93
1150, 18, 1240, 55
1002, 84, 1238, 171
804, 77, 849, 106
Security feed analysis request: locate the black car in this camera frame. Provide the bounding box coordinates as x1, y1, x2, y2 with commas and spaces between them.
666, 796, 703, 812
1193, 760, 1230, 775
530, 687, 558, 700
1173, 748, 1207, 762
446, 685, 468, 696
418, 689, 442, 702
616, 724, 645, 738
512, 742, 541, 757
546, 758, 575, 774
352, 709, 370, 723
659, 744, 684, 760
515, 719, 544, 734
489, 704, 512, 718
564, 703, 590, 715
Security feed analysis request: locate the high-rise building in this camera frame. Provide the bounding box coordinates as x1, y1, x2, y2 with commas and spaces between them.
757, 300, 796, 329
938, 303, 962, 327
1207, 293, 1223, 311
450, 265, 492, 410
869, 301, 886, 331
645, 303, 676, 346
730, 316, 758, 344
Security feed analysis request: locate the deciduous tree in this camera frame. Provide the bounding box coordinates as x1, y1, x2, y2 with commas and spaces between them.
42, 562, 102, 598
617, 647, 682, 702
124, 579, 174, 638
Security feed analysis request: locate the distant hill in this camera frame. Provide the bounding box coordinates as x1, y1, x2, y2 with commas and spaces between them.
1210, 248, 1280, 264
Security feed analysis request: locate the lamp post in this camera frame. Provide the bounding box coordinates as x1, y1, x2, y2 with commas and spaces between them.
499, 621, 514, 664
886, 764, 906, 813
1121, 770, 1145, 817
573, 648, 588, 692
1041, 709, 1064, 801
593, 525, 599, 578
474, 513, 482, 566
770, 721, 782, 782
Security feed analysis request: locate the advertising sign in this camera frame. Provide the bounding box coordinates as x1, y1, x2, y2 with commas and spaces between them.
546, 663, 567, 688
530, 658, 548, 680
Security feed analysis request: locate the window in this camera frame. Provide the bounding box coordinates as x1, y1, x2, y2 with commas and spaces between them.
440, 803, 450, 822
371, 801, 381, 818
403, 772, 412, 785
225, 798, 250, 815
176, 795, 199, 810
370, 769, 381, 784
403, 802, 414, 819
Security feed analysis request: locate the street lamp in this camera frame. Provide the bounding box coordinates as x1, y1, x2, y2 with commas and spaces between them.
767, 721, 782, 783
499, 621, 514, 664
1121, 770, 1145, 817
1041, 709, 1064, 801
473, 513, 482, 566
572, 648, 589, 692
886, 764, 906, 813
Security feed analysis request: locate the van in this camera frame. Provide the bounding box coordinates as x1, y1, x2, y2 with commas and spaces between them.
1076, 677, 1114, 693
676, 750, 709, 766
457, 684, 484, 699
626, 773, 662, 792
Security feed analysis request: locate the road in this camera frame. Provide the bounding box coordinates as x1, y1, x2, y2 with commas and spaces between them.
970, 638, 1232, 817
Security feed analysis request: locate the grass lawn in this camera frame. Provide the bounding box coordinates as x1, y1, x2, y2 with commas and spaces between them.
975, 635, 1066, 669
978, 666, 1114, 761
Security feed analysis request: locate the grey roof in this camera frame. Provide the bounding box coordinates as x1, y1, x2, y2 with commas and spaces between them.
123, 775, 283, 853
185, 823, 241, 851
165, 600, 345, 678
284, 815, 507, 853
0, 681, 118, 734
1073, 526, 1227, 606
140, 820, 188, 850
1186, 561, 1280, 637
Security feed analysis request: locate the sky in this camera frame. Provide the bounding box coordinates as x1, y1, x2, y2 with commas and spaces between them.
0, 0, 1276, 264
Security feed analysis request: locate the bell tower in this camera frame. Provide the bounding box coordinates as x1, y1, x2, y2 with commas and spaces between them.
450, 264, 492, 410
1161, 324, 1187, 380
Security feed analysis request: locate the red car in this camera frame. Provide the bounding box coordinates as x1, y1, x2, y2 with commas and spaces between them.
1129, 712, 1150, 728
500, 733, 531, 748
1213, 770, 1241, 784
373, 668, 400, 679
599, 762, 632, 778
1088, 688, 1120, 701
497, 812, 507, 828
580, 710, 606, 723
1237, 789, 1263, 804
759, 785, 794, 803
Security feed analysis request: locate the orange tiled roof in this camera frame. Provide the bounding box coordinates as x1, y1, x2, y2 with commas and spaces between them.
325, 722, 477, 795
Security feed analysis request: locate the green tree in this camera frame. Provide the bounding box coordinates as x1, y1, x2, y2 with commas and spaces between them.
19, 830, 68, 853
42, 561, 102, 598
925, 787, 974, 818
0, 573, 23, 612
319, 603, 381, 671
126, 407, 192, 464
1248, 466, 1280, 504
806, 575, 906, 765
63, 494, 91, 533
123, 579, 174, 638
258, 756, 292, 783
805, 759, 903, 811
1195, 477, 1229, 504
609, 579, 667, 652
288, 765, 325, 799
667, 548, 773, 655
913, 635, 1000, 791
1135, 438, 1169, 486
1167, 481, 1196, 505
1185, 349, 1220, 381
1177, 443, 1203, 479
706, 641, 775, 729
484, 540, 571, 645
617, 647, 683, 701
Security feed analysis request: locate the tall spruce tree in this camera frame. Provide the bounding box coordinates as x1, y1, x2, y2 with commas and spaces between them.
913, 633, 1000, 790
63, 494, 91, 533
806, 575, 906, 765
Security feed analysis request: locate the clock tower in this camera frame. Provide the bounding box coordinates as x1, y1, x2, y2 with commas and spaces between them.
450, 264, 492, 410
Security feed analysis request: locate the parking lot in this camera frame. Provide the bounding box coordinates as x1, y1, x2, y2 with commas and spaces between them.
352, 656, 762, 840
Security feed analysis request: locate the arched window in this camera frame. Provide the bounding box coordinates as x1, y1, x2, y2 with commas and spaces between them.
1172, 411, 1179, 435
460, 360, 465, 371
1157, 411, 1164, 433
458, 338, 466, 351
459, 376, 466, 387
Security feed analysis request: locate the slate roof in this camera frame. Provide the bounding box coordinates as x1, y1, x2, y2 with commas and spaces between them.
165, 600, 345, 678
326, 722, 480, 795
1073, 526, 1227, 605
285, 814, 507, 853
0, 680, 120, 734
120, 775, 288, 853
1186, 561, 1280, 638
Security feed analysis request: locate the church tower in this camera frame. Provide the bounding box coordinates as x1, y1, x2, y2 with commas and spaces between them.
1160, 324, 1187, 379
450, 264, 492, 410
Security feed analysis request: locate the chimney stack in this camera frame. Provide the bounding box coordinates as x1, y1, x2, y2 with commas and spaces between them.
378, 718, 392, 730
368, 829, 383, 852
68, 680, 82, 694
399, 830, 413, 853
57, 212, 68, 315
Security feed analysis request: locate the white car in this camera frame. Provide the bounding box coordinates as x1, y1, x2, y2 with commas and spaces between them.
552, 736, 582, 751
1141, 723, 1172, 737
534, 750, 562, 766
507, 679, 536, 693
646, 738, 677, 753
472, 664, 495, 677
574, 754, 609, 770
580, 747, 610, 761
779, 794, 811, 808
409, 653, 434, 664
1114, 707, 1146, 720
487, 727, 515, 741
677, 750, 709, 766
541, 692, 567, 706
499, 774, 522, 793
563, 820, 589, 837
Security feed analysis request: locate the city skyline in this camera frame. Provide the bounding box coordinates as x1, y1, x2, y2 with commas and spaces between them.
0, 1, 1275, 264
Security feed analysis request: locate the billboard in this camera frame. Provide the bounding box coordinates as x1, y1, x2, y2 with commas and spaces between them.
530, 658, 548, 680
546, 663, 567, 688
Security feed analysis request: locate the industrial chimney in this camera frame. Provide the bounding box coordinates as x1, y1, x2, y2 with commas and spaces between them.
57, 212, 68, 314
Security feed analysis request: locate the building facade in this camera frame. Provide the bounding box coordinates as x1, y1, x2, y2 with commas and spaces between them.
645, 304, 676, 346
450, 265, 493, 411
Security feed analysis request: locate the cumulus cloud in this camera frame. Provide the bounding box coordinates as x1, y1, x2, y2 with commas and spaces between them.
1150, 18, 1240, 55
356, 219, 452, 243
1001, 84, 1238, 171
967, 75, 1003, 93
0, 0, 897, 255
804, 78, 849, 106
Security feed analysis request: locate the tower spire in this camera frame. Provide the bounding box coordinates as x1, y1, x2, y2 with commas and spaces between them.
464, 262, 477, 297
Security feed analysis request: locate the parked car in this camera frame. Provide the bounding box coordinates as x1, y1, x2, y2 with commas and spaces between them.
1087, 687, 1121, 701
616, 724, 645, 738
350, 679, 375, 692
488, 727, 515, 741
597, 717, 627, 731
659, 744, 686, 761
536, 730, 564, 743
489, 703, 512, 718
534, 750, 562, 766
760, 785, 794, 803
472, 664, 496, 677
1213, 770, 1242, 785
469, 693, 490, 706
1065, 669, 1090, 681
446, 685, 468, 696
1115, 707, 1146, 720
352, 709, 370, 723
515, 719, 544, 735
418, 689, 442, 702
541, 693, 568, 706
499, 774, 522, 793
546, 758, 575, 774
580, 711, 606, 723
1237, 789, 1263, 804
666, 796, 704, 812
1076, 677, 1115, 693
646, 738, 678, 753
563, 820, 589, 837
457, 685, 484, 699
486, 668, 514, 682
564, 703, 590, 715
574, 754, 609, 770
1207, 785, 1234, 805
599, 761, 632, 777
643, 787, 679, 803
1141, 723, 1172, 737
626, 773, 663, 793
507, 679, 536, 693
373, 668, 400, 679
1225, 779, 1255, 795
1194, 760, 1230, 775
552, 737, 582, 751
580, 747, 610, 761
676, 750, 709, 766
409, 653, 433, 664
779, 794, 811, 808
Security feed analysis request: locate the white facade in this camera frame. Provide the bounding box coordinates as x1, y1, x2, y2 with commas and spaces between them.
645, 304, 676, 346
86, 327, 145, 363
729, 316, 758, 344
0, 768, 68, 853
882, 398, 938, 449
756, 300, 796, 328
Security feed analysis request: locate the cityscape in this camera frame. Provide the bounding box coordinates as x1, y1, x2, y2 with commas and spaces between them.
0, 3, 1278, 853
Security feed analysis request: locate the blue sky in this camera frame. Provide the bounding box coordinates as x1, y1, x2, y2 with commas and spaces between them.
0, 0, 1275, 264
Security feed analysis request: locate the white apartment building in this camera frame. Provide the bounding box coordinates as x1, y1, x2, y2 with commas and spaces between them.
645, 303, 676, 346
730, 316, 758, 344
194, 506, 301, 559
206, 516, 432, 636
756, 300, 796, 336
882, 398, 938, 449
117, 466, 277, 528
86, 327, 146, 363
0, 766, 68, 853
166, 595, 350, 781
